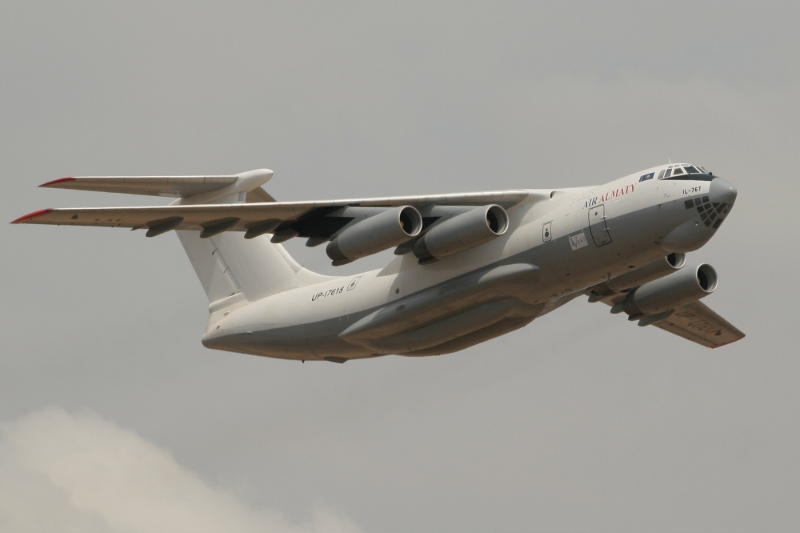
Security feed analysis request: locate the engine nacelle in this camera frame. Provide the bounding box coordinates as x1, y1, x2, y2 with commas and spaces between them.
611, 263, 717, 317
326, 206, 422, 265
606, 253, 686, 292
413, 205, 509, 262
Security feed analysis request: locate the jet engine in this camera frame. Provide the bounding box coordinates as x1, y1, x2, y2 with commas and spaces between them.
413, 205, 509, 262
611, 263, 717, 318
606, 253, 686, 292
326, 206, 422, 265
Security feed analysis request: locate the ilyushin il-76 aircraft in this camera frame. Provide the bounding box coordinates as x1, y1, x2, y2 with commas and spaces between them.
13, 163, 744, 363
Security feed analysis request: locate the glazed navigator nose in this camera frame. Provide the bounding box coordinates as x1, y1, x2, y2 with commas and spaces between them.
709, 177, 738, 205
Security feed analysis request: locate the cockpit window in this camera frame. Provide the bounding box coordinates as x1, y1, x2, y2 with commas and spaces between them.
658, 163, 714, 181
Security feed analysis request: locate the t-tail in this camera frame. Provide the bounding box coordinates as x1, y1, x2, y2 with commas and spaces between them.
30, 169, 331, 310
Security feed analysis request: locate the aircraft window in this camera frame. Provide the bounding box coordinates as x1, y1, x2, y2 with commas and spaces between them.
664, 172, 715, 182
657, 169, 665, 179
661, 164, 715, 181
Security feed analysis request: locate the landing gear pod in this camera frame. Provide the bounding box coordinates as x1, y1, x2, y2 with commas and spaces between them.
326, 206, 422, 265
605, 253, 686, 292
413, 205, 509, 262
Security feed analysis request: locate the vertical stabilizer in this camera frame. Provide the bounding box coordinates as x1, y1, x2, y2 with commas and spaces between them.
177, 230, 313, 303
175, 173, 330, 305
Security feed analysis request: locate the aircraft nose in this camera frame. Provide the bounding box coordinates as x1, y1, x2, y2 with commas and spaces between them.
709, 176, 738, 205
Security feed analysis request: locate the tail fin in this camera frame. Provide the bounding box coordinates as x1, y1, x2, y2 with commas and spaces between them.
176, 229, 329, 305
175, 171, 330, 305
44, 168, 330, 305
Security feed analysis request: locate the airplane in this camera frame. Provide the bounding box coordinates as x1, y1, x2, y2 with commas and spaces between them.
12, 163, 744, 363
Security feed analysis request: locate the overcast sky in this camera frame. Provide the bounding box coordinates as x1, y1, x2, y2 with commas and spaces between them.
2, 1, 799, 532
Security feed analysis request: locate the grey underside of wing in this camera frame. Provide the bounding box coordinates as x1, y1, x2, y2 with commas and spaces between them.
590, 291, 744, 349
650, 301, 745, 348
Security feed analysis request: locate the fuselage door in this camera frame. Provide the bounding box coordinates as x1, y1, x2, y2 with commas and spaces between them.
588, 204, 612, 246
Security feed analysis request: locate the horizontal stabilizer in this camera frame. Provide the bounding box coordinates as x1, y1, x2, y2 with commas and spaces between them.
39, 169, 274, 201
42, 175, 236, 197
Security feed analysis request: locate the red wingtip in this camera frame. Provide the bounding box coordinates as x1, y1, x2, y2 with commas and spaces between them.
39, 177, 75, 187
11, 208, 54, 224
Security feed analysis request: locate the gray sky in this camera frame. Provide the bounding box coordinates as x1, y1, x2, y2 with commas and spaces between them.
2, 1, 799, 531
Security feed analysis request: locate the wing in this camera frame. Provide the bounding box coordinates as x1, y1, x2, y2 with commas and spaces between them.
650, 300, 745, 348
12, 189, 536, 240
588, 286, 744, 349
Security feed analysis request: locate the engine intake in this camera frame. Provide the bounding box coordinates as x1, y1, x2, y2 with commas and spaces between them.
413, 205, 509, 262
611, 263, 717, 317
326, 206, 422, 265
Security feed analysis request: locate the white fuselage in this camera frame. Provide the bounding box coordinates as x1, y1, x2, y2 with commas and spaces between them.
202, 164, 735, 361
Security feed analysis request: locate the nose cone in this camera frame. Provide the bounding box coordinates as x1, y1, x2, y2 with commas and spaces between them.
709, 177, 738, 205
663, 176, 738, 252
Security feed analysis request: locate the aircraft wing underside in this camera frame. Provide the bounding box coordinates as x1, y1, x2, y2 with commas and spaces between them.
588, 289, 745, 349
649, 301, 745, 348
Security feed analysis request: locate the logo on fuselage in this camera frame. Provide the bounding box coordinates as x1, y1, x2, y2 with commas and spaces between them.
569, 232, 588, 250
347, 276, 361, 291
583, 183, 636, 209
